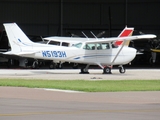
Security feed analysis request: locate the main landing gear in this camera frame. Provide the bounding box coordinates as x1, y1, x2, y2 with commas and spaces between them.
103, 66, 112, 74
103, 65, 126, 74
79, 64, 126, 74
49, 61, 63, 69
79, 64, 90, 74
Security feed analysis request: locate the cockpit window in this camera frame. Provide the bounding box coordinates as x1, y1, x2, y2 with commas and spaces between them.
100, 43, 110, 49
73, 42, 82, 48
83, 43, 95, 50
97, 43, 111, 50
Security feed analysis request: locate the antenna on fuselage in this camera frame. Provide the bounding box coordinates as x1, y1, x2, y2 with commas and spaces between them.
81, 31, 89, 40
40, 36, 45, 42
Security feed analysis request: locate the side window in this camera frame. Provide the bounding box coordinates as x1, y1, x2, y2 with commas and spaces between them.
62, 42, 69, 47
83, 43, 95, 50
101, 43, 110, 50
97, 43, 102, 50
83, 44, 90, 50
48, 41, 60, 46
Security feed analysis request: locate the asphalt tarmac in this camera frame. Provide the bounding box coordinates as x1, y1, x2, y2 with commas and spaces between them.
0, 69, 160, 120
0, 68, 160, 80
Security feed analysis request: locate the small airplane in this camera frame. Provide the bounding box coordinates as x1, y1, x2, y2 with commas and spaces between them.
3, 23, 156, 74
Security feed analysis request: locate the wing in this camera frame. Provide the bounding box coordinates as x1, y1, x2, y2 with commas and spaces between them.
44, 37, 87, 43
151, 49, 160, 52
84, 34, 156, 44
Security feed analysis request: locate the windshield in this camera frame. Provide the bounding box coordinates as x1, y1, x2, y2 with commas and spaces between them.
73, 42, 82, 48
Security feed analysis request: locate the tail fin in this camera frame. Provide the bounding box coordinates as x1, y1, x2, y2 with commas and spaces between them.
115, 26, 134, 46
3, 23, 33, 54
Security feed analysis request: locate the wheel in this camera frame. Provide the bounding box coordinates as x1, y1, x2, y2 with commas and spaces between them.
119, 67, 126, 73
149, 57, 156, 65
32, 61, 39, 69
49, 63, 56, 69
79, 67, 89, 74
72, 63, 79, 69
103, 67, 112, 74
56, 63, 63, 69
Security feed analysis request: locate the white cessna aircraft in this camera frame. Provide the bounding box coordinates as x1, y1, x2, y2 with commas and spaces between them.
3, 23, 156, 74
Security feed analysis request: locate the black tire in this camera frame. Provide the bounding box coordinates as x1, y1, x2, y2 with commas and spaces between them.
119, 67, 126, 73
49, 63, 56, 69
103, 67, 112, 74
56, 63, 63, 69
72, 63, 79, 69
32, 61, 39, 69
80, 67, 89, 74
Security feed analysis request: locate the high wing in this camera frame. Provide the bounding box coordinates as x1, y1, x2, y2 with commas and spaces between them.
43, 37, 86, 47
84, 34, 156, 44
44, 36, 88, 42
43, 26, 134, 47
151, 49, 160, 52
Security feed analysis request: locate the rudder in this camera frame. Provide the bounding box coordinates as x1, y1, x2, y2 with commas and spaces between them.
115, 26, 134, 46
3, 23, 33, 54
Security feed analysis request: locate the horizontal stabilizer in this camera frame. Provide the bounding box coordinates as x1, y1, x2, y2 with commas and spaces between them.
3, 51, 15, 55
3, 51, 39, 56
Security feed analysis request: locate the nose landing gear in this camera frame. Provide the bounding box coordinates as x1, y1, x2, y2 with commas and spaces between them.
119, 65, 126, 73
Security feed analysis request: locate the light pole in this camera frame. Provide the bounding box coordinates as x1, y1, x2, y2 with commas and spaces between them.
125, 0, 128, 25
60, 0, 63, 36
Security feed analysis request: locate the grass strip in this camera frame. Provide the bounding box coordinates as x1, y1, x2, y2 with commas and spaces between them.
0, 79, 160, 92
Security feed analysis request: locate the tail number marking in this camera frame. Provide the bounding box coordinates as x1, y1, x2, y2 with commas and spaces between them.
42, 51, 67, 58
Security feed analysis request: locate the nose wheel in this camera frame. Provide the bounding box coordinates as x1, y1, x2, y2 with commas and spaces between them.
119, 65, 126, 73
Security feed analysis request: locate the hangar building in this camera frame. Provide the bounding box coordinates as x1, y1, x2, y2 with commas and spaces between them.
0, 0, 160, 68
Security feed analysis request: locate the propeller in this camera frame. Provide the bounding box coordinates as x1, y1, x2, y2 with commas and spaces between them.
96, 31, 105, 38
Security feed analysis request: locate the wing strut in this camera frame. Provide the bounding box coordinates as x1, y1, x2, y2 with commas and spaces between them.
111, 40, 127, 65
96, 62, 104, 69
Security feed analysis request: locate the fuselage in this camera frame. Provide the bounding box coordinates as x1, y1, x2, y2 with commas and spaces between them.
20, 41, 137, 66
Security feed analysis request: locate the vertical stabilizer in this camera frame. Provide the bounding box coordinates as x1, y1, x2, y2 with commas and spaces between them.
3, 23, 33, 54
115, 26, 134, 46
